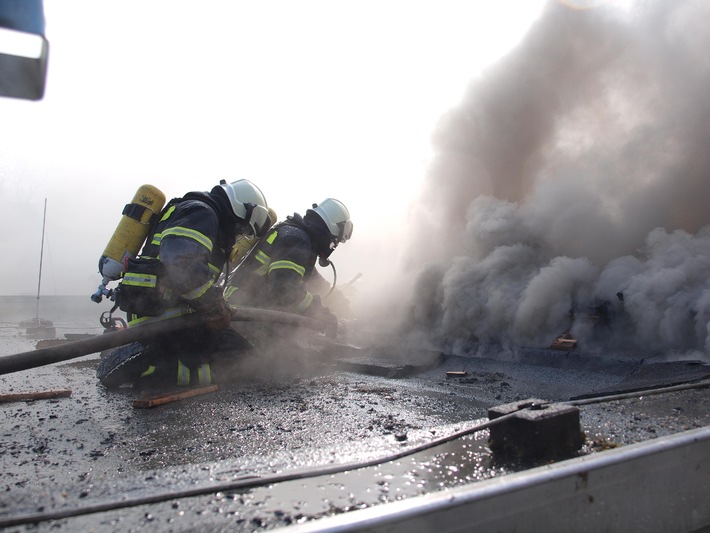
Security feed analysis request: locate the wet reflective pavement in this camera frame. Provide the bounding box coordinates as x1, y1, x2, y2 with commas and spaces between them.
1, 334, 710, 531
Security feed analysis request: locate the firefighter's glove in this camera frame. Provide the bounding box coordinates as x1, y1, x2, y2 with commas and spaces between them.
205, 298, 234, 330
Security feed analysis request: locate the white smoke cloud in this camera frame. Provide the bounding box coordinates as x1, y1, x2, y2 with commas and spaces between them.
397, 0, 710, 360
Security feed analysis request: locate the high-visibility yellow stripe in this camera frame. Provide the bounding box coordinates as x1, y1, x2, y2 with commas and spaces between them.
197, 364, 212, 385
140, 365, 156, 378
180, 264, 220, 301
161, 226, 214, 251
269, 260, 305, 277
254, 250, 272, 276
122, 272, 158, 288
177, 360, 191, 386
296, 292, 314, 312
266, 230, 278, 244
127, 305, 191, 326
224, 285, 238, 299
160, 205, 176, 222
255, 250, 270, 265
181, 279, 213, 301
149, 232, 163, 246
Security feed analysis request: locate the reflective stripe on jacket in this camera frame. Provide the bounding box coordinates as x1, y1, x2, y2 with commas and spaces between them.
227, 222, 320, 313
127, 194, 231, 326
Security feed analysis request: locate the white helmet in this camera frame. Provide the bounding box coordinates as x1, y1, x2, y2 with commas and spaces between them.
219, 179, 269, 236
310, 198, 353, 243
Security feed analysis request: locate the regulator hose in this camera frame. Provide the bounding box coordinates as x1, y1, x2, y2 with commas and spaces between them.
318, 258, 337, 298
326, 259, 337, 297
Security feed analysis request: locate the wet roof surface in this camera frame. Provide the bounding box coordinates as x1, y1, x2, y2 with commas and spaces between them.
1, 332, 710, 531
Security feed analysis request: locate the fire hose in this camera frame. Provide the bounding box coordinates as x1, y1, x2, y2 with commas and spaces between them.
0, 307, 330, 376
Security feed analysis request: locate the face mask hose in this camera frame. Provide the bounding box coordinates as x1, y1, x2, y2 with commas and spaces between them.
319, 257, 337, 298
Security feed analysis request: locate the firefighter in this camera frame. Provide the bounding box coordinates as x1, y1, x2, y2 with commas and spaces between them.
97, 179, 270, 388
225, 198, 353, 337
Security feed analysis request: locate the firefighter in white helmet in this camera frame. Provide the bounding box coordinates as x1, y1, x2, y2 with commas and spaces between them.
97, 179, 271, 388
226, 198, 353, 337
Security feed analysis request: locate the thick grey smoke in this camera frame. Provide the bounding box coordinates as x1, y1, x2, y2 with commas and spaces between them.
401, 0, 710, 359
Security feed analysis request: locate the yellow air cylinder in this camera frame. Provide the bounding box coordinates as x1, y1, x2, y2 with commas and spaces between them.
98, 184, 166, 281
228, 207, 278, 264
229, 234, 258, 264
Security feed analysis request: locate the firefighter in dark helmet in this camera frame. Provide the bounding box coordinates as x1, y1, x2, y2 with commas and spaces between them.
97, 179, 270, 389
225, 198, 353, 336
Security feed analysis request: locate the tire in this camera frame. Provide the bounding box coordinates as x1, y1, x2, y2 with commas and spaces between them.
96, 341, 146, 388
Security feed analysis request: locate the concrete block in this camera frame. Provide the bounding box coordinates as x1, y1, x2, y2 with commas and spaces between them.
488, 398, 584, 463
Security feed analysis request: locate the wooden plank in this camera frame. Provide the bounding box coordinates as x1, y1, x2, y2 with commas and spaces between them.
133, 384, 219, 409
550, 340, 577, 351
550, 334, 578, 351
0, 389, 72, 402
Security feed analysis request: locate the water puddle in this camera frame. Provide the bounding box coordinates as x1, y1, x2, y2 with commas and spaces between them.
205, 424, 517, 527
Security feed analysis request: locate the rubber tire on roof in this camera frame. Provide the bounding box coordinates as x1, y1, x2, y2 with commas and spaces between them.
96, 341, 146, 389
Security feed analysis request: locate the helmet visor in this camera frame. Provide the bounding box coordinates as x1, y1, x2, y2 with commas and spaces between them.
244, 203, 270, 237
336, 220, 353, 243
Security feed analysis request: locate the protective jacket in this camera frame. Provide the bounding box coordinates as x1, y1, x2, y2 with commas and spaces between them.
226, 213, 331, 318
99, 186, 255, 389
122, 188, 239, 326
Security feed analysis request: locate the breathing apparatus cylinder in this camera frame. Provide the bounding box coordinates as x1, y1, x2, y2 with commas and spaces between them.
228, 207, 278, 265
91, 185, 166, 303
229, 234, 258, 264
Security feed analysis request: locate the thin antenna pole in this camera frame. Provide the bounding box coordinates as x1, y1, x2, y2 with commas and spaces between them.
35, 198, 47, 321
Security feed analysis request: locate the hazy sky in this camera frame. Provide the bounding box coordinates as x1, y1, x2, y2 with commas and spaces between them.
0, 0, 549, 299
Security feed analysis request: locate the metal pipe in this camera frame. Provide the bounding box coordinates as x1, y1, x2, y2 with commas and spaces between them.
34, 197, 47, 321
